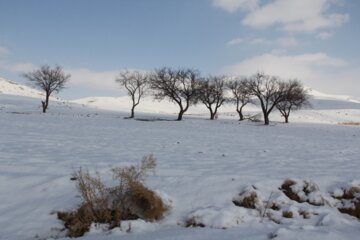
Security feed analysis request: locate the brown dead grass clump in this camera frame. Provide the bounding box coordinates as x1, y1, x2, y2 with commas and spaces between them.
341, 186, 360, 200
233, 191, 258, 209
338, 201, 360, 219
335, 186, 360, 219
282, 211, 293, 218
280, 179, 323, 206
126, 182, 168, 221
57, 155, 169, 238
280, 180, 301, 202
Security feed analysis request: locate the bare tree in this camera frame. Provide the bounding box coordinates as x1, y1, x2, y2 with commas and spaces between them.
150, 67, 200, 121
246, 72, 287, 125
115, 70, 149, 118
22, 65, 70, 113
227, 78, 252, 121
197, 75, 227, 120
276, 80, 310, 123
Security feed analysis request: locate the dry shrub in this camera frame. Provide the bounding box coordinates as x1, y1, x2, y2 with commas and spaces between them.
233, 191, 258, 209
57, 168, 117, 237
125, 182, 168, 221
282, 211, 293, 218
280, 179, 323, 206
341, 186, 360, 200
58, 154, 168, 237
339, 201, 360, 219
280, 180, 300, 202
335, 185, 360, 219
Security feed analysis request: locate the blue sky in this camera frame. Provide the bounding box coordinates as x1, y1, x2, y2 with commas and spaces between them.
0, 0, 359, 99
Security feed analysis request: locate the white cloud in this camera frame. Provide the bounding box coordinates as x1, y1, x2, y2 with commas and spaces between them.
223, 52, 346, 76
226, 38, 244, 46
243, 0, 349, 32
250, 37, 272, 45
213, 0, 259, 12
242, 0, 349, 32
317, 31, 334, 39
66, 68, 119, 91
220, 52, 360, 96
215, 0, 349, 33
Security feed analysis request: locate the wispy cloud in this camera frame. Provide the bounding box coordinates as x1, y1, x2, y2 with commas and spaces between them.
227, 36, 299, 47
214, 0, 349, 34
226, 38, 244, 46
213, 0, 259, 12
220, 52, 360, 96
317, 31, 334, 40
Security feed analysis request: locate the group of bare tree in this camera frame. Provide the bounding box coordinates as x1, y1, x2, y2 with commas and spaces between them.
22, 65, 310, 125
115, 68, 310, 125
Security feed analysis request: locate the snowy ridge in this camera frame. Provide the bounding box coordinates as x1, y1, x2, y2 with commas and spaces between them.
0, 77, 45, 98
0, 77, 60, 100
308, 88, 360, 104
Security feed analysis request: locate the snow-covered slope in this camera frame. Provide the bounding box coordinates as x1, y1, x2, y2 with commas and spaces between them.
1, 94, 360, 240
308, 88, 360, 104
0, 77, 61, 100
0, 77, 45, 98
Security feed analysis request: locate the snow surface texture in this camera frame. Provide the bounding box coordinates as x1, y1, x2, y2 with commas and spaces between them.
1, 78, 360, 239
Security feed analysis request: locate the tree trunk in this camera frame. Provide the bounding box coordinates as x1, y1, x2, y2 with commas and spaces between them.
130, 105, 135, 118
177, 110, 184, 121
238, 105, 244, 121
284, 114, 289, 123
264, 113, 270, 125
42, 93, 50, 113
209, 107, 215, 120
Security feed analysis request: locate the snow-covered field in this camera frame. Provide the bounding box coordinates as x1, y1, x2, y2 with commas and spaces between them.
1, 78, 360, 240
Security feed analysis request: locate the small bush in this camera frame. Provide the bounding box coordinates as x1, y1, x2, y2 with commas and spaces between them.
341, 186, 360, 200
233, 187, 260, 209
334, 185, 360, 219
58, 155, 169, 237
280, 180, 300, 202
280, 179, 324, 206
339, 201, 360, 219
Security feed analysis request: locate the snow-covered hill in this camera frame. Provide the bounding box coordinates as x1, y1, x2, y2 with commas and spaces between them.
1, 77, 360, 124
0, 77, 61, 100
